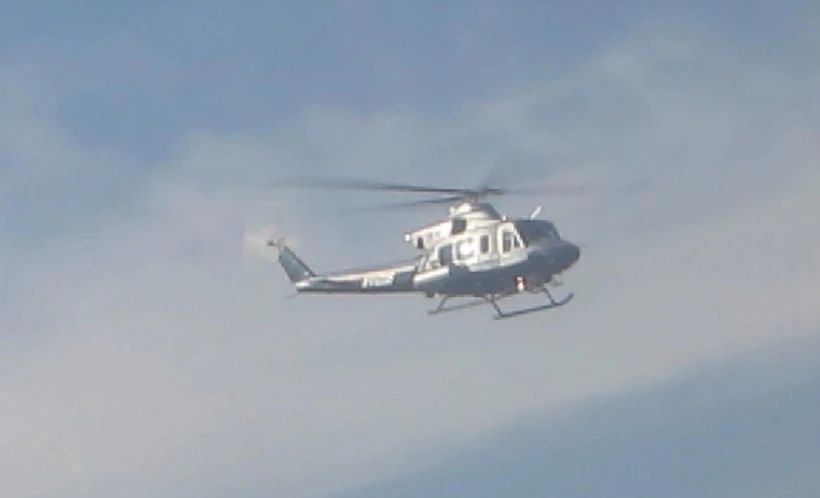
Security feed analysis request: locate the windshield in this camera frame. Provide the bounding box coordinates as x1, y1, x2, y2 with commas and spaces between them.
514, 220, 560, 246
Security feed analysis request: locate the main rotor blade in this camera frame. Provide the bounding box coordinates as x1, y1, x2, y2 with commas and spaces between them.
273, 175, 472, 196
497, 184, 593, 196
338, 195, 466, 214
272, 172, 594, 202
475, 153, 586, 192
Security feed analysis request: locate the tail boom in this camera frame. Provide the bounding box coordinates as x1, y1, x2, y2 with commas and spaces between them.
269, 239, 418, 294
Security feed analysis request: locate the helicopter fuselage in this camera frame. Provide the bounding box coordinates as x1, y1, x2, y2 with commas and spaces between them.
268, 176, 585, 318
273, 217, 580, 300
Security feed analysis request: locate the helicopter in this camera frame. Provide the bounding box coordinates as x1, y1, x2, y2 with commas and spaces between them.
266, 176, 583, 319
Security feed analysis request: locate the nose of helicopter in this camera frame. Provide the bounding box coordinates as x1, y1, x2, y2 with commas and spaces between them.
565, 241, 581, 267
550, 241, 581, 270
530, 241, 581, 273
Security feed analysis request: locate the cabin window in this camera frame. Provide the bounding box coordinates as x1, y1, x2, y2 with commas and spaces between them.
438, 244, 453, 266
451, 218, 467, 235
416, 237, 424, 249
456, 238, 474, 260
480, 234, 490, 254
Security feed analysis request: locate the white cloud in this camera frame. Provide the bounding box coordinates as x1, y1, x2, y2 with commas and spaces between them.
1, 24, 820, 498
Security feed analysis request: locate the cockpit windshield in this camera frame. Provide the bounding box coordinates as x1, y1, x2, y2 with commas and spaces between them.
514, 220, 560, 246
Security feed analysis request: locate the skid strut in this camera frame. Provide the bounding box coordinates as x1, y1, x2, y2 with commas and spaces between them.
482, 295, 504, 317
541, 284, 556, 305
432, 296, 450, 314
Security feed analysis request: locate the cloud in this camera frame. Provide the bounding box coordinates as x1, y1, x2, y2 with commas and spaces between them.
1, 16, 820, 498
333, 333, 820, 498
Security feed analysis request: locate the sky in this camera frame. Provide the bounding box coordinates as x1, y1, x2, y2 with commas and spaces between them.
337, 333, 820, 498
1, 1, 820, 497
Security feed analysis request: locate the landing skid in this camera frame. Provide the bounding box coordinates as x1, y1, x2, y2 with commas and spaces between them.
427, 285, 574, 320
491, 292, 573, 320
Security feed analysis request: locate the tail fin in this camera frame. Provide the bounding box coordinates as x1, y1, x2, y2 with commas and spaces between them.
268, 238, 315, 283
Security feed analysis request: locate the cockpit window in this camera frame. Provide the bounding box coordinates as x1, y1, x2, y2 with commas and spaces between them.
514, 220, 559, 245
502, 230, 515, 252
500, 227, 522, 252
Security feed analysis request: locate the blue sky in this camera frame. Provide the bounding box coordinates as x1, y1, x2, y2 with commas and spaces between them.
1, 2, 820, 497
2, 0, 815, 158
2, 0, 818, 244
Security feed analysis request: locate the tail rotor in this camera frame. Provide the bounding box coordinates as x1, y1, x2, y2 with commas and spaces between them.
242, 223, 283, 263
